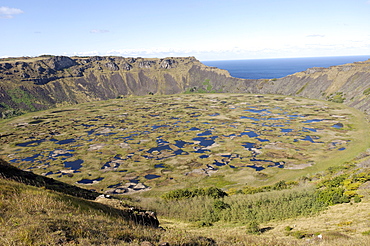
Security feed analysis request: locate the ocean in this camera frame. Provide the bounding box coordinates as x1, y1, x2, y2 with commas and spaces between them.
201, 55, 370, 80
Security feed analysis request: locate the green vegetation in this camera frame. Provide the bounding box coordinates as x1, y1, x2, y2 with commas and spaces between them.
184, 79, 215, 93
0, 93, 368, 200
296, 82, 309, 94
161, 187, 228, 200
146, 188, 327, 224
7, 88, 37, 111
327, 92, 346, 103
316, 171, 370, 204
245, 220, 260, 234
229, 180, 298, 195
363, 88, 370, 95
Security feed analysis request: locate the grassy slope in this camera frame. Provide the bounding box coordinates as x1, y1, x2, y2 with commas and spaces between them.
1, 177, 233, 246
0, 178, 156, 245
2, 176, 369, 246
152, 183, 370, 246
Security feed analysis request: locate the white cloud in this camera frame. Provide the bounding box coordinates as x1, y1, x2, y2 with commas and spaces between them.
0, 6, 23, 19
66, 36, 370, 61
71, 50, 101, 56
90, 29, 109, 33
306, 34, 325, 38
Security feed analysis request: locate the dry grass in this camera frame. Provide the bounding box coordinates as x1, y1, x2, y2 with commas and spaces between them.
1, 169, 370, 245
0, 178, 162, 245
158, 199, 370, 246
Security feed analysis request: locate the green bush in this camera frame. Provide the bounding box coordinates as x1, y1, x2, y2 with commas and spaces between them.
235, 180, 298, 195
151, 188, 327, 225
318, 174, 348, 188
213, 200, 230, 211
284, 226, 293, 232
195, 221, 213, 228
363, 88, 370, 95
315, 187, 350, 205
327, 92, 345, 103
246, 220, 260, 234
161, 187, 228, 200
353, 195, 362, 203
289, 231, 307, 239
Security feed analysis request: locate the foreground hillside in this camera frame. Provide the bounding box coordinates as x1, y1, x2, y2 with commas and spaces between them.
0, 174, 200, 246
1, 156, 370, 245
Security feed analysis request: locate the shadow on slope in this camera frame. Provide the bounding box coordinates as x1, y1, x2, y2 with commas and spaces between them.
0, 158, 100, 200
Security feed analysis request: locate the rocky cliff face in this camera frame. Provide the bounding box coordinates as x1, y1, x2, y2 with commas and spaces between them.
1, 55, 370, 118
245, 60, 370, 114
0, 56, 227, 117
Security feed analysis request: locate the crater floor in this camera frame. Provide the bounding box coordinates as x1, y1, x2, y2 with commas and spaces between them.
0, 93, 368, 193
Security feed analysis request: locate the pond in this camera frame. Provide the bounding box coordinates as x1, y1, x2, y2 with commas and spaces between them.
77, 177, 104, 184
64, 159, 84, 171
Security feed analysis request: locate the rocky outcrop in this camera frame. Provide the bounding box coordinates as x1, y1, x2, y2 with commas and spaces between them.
1, 55, 370, 118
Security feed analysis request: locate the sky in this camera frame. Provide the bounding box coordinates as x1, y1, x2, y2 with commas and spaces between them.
1, 0, 370, 61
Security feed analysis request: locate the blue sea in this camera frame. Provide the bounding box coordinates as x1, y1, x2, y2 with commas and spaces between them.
202, 55, 370, 79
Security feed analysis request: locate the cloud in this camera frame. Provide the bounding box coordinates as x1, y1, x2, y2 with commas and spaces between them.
0, 6, 23, 19
90, 29, 109, 33
306, 34, 325, 38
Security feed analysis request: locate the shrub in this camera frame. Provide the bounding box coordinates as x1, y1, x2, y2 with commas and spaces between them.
318, 174, 348, 188
285, 226, 293, 232
203, 187, 228, 199
196, 221, 213, 228
289, 231, 307, 239
353, 195, 362, 203
150, 188, 327, 225
213, 200, 230, 211
271, 180, 289, 190
315, 187, 350, 205
236, 180, 298, 195
161, 187, 227, 200
327, 92, 345, 103
246, 220, 260, 234
363, 88, 370, 95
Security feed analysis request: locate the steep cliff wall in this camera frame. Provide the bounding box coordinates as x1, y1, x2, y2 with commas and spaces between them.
0, 56, 225, 117
1, 55, 370, 118
246, 60, 370, 114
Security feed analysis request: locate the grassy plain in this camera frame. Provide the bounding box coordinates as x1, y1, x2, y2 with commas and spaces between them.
0, 93, 368, 194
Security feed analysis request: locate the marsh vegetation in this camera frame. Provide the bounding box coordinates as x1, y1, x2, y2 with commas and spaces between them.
0, 93, 368, 194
